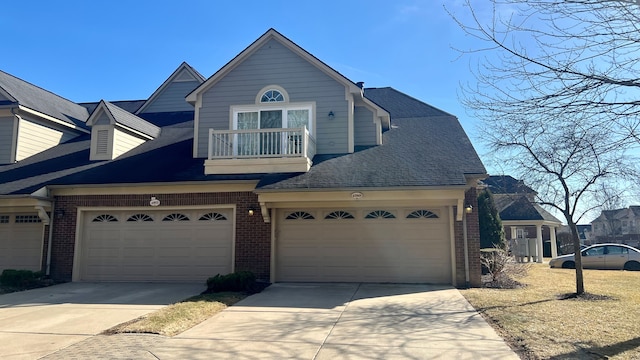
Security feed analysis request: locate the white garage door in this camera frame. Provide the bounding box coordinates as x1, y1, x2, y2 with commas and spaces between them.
277, 208, 451, 283
0, 214, 43, 272
80, 209, 233, 282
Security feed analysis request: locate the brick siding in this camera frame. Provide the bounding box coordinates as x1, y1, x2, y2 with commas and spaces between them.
454, 187, 481, 288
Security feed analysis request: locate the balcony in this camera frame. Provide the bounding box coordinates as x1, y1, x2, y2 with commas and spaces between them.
205, 127, 316, 174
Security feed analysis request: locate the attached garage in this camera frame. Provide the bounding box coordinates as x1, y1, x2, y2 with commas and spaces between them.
276, 207, 452, 284
77, 208, 234, 282
0, 214, 44, 272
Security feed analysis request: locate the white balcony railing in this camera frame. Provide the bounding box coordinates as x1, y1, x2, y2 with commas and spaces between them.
208, 127, 316, 160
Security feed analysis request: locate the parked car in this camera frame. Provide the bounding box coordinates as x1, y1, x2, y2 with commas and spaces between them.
549, 243, 640, 271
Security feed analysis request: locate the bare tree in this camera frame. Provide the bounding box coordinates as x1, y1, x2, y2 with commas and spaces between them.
448, 0, 640, 294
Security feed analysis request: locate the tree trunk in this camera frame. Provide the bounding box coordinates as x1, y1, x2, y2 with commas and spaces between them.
568, 220, 585, 294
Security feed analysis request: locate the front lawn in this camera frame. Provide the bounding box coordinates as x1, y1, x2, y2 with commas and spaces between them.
462, 263, 640, 359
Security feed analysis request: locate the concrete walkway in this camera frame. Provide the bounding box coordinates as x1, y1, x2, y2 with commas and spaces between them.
0, 282, 204, 360
42, 283, 518, 359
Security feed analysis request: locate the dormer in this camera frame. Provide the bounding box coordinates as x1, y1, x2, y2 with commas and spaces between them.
87, 101, 161, 161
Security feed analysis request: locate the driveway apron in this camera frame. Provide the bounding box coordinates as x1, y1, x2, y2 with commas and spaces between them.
0, 282, 204, 360
153, 283, 518, 359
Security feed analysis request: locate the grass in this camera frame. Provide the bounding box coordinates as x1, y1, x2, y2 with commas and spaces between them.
104, 292, 247, 337
462, 263, 640, 359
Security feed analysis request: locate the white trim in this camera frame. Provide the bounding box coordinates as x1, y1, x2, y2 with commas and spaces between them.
347, 96, 354, 153
72, 204, 236, 282
48, 181, 258, 196
449, 205, 457, 287
231, 102, 315, 135
18, 105, 89, 134
270, 208, 277, 282
193, 96, 202, 157
255, 85, 289, 104
10, 113, 18, 163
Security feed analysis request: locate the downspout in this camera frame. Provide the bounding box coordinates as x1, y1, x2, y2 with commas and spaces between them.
46, 200, 55, 276
462, 211, 470, 288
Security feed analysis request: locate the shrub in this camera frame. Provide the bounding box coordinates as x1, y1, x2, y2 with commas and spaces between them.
0, 269, 44, 288
206, 271, 257, 293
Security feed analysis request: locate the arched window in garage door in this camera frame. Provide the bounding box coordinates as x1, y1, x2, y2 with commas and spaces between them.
127, 214, 154, 222
365, 210, 396, 219
324, 211, 355, 219
198, 212, 227, 221
285, 211, 315, 220
162, 213, 190, 221
406, 210, 439, 219
92, 214, 118, 222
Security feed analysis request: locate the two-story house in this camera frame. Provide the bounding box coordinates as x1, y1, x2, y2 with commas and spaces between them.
483, 175, 563, 260
591, 206, 640, 248
0, 29, 486, 287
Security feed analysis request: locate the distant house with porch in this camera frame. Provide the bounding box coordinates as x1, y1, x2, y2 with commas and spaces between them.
483, 175, 563, 260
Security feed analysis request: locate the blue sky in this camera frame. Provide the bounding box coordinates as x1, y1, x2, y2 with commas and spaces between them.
1, 1, 493, 166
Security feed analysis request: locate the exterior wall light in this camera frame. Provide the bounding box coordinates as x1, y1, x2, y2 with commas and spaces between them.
248, 208, 255, 216
328, 111, 335, 120
464, 204, 473, 214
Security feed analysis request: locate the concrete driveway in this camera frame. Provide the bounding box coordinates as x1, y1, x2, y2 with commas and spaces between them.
0, 282, 204, 359
153, 283, 518, 359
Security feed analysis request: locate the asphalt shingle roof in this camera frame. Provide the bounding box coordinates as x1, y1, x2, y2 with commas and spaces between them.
0, 70, 89, 128
364, 87, 453, 118
259, 113, 486, 190
101, 101, 161, 138
483, 175, 536, 194
493, 194, 562, 223
1, 87, 486, 195
81, 100, 146, 114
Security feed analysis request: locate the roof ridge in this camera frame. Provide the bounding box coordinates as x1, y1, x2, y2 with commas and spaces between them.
0, 69, 84, 107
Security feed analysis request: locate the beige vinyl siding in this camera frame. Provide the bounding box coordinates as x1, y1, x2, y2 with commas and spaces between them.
354, 106, 377, 146
142, 80, 199, 113
0, 116, 16, 164
15, 117, 78, 161
197, 38, 349, 158
113, 127, 146, 158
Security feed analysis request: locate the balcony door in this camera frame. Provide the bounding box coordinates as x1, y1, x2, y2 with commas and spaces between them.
234, 106, 311, 156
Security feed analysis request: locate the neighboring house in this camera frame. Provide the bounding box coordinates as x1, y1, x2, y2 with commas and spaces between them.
0, 29, 486, 287
483, 175, 563, 260
591, 207, 640, 248
557, 224, 593, 246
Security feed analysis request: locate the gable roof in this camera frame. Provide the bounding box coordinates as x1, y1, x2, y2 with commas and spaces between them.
136, 62, 205, 115
0, 70, 89, 129
483, 175, 536, 194
88, 100, 161, 138
186, 28, 363, 104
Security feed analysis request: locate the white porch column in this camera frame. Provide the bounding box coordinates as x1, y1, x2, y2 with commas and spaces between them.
550, 226, 558, 259
536, 224, 544, 263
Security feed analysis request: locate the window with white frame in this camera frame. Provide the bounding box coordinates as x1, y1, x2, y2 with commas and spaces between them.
231, 86, 314, 156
